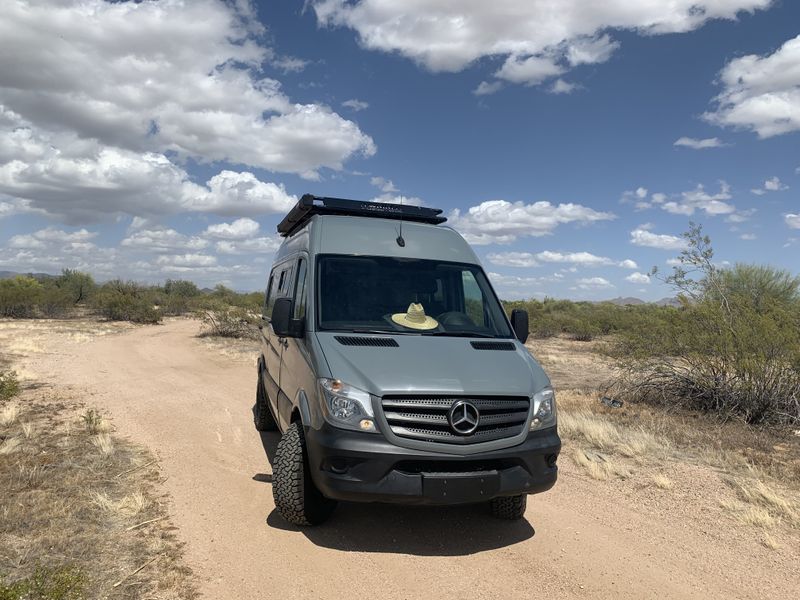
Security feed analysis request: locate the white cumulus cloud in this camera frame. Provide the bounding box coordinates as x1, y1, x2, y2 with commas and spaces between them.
673, 137, 725, 149
575, 277, 613, 290
313, 1, 770, 89
625, 272, 651, 284
786, 214, 800, 229
449, 199, 614, 245
630, 227, 687, 251
487, 250, 638, 269
204, 218, 260, 240
0, 0, 375, 178
705, 34, 800, 137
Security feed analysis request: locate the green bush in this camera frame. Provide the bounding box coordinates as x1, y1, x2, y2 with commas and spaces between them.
0, 370, 20, 401
567, 318, 601, 342
91, 280, 161, 324
197, 301, 259, 339
610, 224, 800, 425
0, 276, 43, 318
55, 269, 95, 305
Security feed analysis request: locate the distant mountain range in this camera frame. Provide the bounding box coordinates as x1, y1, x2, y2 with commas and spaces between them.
0, 270, 56, 280
603, 296, 681, 307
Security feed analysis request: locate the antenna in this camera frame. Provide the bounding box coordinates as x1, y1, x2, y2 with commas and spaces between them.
396, 196, 405, 247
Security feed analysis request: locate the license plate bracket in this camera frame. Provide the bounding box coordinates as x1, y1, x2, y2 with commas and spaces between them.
422, 471, 500, 502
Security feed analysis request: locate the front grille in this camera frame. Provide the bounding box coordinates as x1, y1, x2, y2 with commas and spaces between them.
381, 395, 530, 445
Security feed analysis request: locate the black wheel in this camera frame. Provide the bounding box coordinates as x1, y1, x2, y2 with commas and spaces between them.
490, 494, 527, 520
254, 369, 277, 432
272, 421, 337, 526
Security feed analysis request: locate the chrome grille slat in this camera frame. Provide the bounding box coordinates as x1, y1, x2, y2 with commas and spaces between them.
381, 395, 530, 445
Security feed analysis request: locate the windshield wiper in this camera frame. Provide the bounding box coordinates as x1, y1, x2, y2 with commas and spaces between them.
424, 331, 496, 338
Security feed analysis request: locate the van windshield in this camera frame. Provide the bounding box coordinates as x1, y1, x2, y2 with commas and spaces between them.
317, 255, 513, 338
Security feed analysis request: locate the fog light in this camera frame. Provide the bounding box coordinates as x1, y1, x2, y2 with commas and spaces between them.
359, 419, 374, 431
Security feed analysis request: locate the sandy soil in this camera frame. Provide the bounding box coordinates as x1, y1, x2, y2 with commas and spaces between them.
15, 318, 800, 600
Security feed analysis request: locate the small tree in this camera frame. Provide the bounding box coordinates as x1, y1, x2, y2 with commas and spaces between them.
56, 269, 96, 305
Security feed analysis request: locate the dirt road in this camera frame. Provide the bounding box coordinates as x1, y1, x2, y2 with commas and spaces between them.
23, 319, 798, 599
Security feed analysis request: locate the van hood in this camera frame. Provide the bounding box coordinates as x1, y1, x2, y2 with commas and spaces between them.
315, 332, 550, 398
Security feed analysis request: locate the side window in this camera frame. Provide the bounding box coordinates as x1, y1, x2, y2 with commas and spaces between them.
277, 269, 287, 296
293, 259, 307, 319
264, 269, 280, 319
462, 271, 485, 326
263, 273, 275, 318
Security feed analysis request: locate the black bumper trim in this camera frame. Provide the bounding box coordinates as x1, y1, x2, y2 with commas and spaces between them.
304, 423, 560, 505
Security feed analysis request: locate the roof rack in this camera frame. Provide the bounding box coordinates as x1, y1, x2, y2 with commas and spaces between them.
277, 194, 447, 237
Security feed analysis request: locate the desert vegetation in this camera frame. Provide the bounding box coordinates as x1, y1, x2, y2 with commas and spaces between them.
0, 271, 262, 335
510, 225, 800, 427
0, 372, 194, 599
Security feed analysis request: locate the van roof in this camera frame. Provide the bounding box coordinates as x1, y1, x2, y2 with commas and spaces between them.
277, 194, 446, 237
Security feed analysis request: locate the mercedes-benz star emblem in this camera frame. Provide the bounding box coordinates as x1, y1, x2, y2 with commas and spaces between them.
447, 400, 480, 435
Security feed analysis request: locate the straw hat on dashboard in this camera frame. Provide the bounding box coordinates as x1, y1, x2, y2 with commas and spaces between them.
391, 303, 439, 330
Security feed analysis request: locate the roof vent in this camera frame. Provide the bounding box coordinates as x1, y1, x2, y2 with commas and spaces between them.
335, 336, 399, 348
470, 341, 515, 351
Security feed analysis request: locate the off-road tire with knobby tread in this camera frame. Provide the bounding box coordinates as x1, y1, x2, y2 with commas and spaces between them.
490, 494, 527, 520
272, 421, 337, 526
254, 368, 277, 432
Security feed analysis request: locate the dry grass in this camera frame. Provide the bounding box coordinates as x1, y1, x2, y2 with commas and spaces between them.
92, 433, 115, 456
0, 402, 19, 426
0, 392, 195, 599
558, 390, 670, 462
761, 534, 780, 550
549, 340, 800, 538
652, 474, 674, 490
572, 448, 632, 480
0, 436, 22, 455
726, 477, 799, 527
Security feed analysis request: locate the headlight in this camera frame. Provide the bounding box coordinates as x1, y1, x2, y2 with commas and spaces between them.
319, 378, 378, 433
530, 386, 556, 431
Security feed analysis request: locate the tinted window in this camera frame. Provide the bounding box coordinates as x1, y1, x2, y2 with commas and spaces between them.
263, 273, 275, 319
317, 255, 512, 338
293, 259, 307, 319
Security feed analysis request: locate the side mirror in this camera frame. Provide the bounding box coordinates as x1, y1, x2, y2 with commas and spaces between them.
271, 297, 304, 338
510, 309, 529, 344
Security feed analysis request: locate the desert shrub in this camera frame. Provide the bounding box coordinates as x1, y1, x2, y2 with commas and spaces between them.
208, 284, 262, 312
0, 370, 20, 401
503, 297, 676, 341
157, 279, 203, 315
39, 286, 74, 317
0, 276, 42, 317
164, 278, 201, 298
567, 318, 601, 342
197, 301, 258, 339
610, 224, 800, 425
55, 269, 95, 305
91, 280, 161, 324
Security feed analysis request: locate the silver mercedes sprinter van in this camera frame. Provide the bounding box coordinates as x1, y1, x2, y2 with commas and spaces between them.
256, 195, 560, 525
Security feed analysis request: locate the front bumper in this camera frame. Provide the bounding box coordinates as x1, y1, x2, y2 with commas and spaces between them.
304, 423, 561, 505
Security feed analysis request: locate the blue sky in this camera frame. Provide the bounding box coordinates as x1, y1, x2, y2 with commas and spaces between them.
0, 0, 798, 299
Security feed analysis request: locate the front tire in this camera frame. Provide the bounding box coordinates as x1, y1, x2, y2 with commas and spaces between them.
272, 421, 337, 526
490, 494, 527, 520
254, 369, 277, 432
